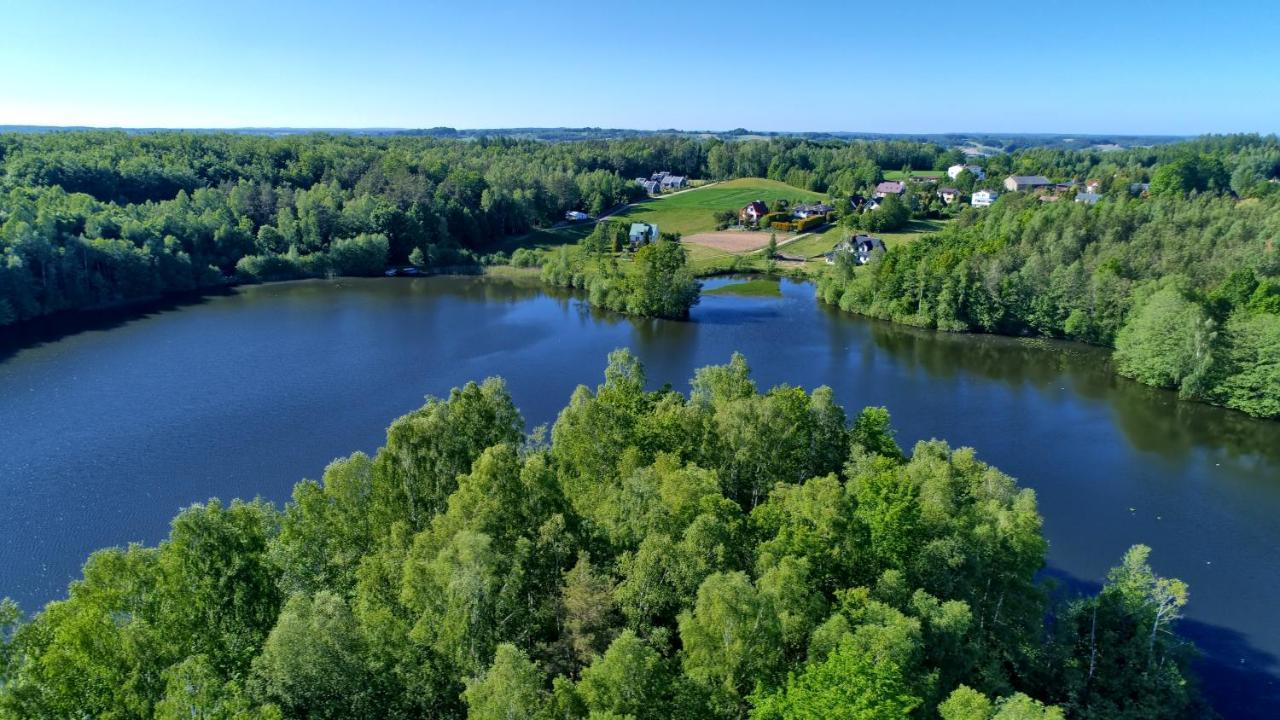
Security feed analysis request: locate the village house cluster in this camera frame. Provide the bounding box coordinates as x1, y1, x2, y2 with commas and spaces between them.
634, 171, 687, 195
737, 199, 834, 226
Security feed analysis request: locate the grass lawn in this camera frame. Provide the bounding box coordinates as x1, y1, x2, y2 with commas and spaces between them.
608, 178, 824, 237
786, 219, 951, 259
704, 278, 782, 297
882, 170, 945, 181
492, 222, 594, 254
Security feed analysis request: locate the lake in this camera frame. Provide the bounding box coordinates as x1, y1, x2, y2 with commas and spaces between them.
1, 276, 1277, 716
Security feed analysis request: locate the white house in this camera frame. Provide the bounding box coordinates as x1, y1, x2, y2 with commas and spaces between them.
628, 222, 659, 249
565, 210, 590, 221
972, 189, 999, 207
948, 164, 985, 181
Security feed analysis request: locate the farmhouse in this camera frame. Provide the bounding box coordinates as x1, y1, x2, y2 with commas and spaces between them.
635, 171, 685, 194
938, 187, 963, 204
1004, 175, 1053, 192
948, 164, 986, 180
875, 181, 906, 198
792, 203, 833, 219
739, 200, 770, 225
972, 189, 999, 207
628, 222, 659, 250
660, 175, 687, 190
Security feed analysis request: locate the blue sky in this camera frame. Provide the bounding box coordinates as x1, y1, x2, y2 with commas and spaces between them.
3, 0, 1278, 134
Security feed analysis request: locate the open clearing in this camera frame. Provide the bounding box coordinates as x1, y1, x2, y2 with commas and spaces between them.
682, 230, 786, 253
609, 177, 824, 236
500, 177, 824, 252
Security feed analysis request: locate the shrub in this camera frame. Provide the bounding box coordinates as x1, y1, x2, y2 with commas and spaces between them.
510, 248, 541, 268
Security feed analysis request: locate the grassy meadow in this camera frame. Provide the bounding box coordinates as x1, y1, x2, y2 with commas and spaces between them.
608, 178, 825, 236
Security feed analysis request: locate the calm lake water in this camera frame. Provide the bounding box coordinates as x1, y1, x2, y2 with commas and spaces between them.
1, 276, 1277, 716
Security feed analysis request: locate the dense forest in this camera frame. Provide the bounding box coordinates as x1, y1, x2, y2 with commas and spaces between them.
0, 353, 1209, 719
818, 166, 1280, 418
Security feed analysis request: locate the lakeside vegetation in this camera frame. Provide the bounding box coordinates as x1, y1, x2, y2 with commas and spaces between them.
0, 352, 1209, 719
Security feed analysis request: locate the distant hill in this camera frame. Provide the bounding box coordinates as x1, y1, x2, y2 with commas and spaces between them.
0, 124, 1188, 149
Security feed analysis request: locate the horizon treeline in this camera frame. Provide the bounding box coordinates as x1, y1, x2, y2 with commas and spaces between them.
0, 352, 1210, 719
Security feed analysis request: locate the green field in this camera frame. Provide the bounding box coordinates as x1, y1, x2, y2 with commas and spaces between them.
772, 219, 952, 275
493, 222, 594, 254
608, 178, 825, 236
494, 179, 947, 279
499, 178, 823, 252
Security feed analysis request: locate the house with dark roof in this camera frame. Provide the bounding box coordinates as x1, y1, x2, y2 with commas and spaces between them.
660, 175, 687, 190
792, 203, 834, 219
825, 235, 886, 265
739, 200, 770, 225
875, 181, 906, 197
938, 187, 962, 204
636, 171, 687, 194
1003, 175, 1053, 192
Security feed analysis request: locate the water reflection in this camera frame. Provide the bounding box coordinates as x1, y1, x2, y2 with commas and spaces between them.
845, 305, 1280, 467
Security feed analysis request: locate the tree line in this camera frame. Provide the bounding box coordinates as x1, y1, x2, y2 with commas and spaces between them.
0, 352, 1210, 719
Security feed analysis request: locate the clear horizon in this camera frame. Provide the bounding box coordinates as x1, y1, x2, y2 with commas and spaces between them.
4, 0, 1279, 135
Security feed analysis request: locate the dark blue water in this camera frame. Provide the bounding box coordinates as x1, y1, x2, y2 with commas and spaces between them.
1, 276, 1276, 716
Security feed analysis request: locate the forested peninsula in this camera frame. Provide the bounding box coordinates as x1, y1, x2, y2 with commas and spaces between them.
0, 352, 1209, 719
